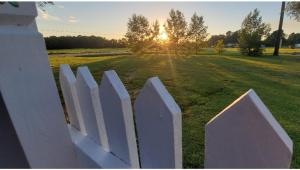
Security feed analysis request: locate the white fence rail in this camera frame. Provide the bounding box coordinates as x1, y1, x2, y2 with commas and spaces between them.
0, 2, 294, 169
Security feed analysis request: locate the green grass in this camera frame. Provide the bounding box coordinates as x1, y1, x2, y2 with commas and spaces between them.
50, 48, 300, 168
48, 48, 129, 55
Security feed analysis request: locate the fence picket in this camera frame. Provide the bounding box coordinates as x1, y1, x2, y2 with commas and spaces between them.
75, 66, 109, 151
0, 2, 78, 168
99, 70, 139, 168
134, 77, 182, 168
205, 89, 293, 168
59, 64, 85, 132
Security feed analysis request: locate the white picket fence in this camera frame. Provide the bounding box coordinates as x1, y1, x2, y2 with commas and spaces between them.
59, 64, 181, 168
0, 2, 295, 169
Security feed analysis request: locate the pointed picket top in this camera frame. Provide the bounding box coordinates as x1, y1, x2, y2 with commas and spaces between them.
59, 64, 85, 133
134, 77, 182, 168
99, 70, 139, 168
76, 67, 109, 151
205, 89, 293, 168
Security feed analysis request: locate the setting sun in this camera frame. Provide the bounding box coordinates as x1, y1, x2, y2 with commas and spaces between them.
159, 31, 169, 41
158, 25, 169, 41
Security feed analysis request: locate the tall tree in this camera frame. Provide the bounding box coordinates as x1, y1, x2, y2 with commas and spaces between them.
286, 2, 300, 21
273, 2, 286, 56
287, 33, 300, 48
264, 30, 287, 47
207, 34, 225, 47
239, 9, 271, 56
151, 20, 160, 41
224, 30, 239, 45
125, 14, 151, 52
164, 9, 187, 51
187, 13, 208, 54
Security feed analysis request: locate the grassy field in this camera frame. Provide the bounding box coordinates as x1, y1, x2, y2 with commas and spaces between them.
50, 48, 300, 168
48, 48, 129, 55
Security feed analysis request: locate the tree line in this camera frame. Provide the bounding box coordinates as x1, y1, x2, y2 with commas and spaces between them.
44, 2, 300, 56
125, 9, 208, 54
125, 3, 300, 56
45, 36, 127, 49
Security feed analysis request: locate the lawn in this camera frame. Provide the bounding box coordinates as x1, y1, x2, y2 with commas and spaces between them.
49, 48, 300, 168
48, 47, 129, 55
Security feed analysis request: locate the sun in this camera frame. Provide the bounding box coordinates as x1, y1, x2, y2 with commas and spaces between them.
159, 31, 169, 41
158, 25, 169, 41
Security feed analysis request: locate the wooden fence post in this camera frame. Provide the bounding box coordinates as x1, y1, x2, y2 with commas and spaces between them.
134, 77, 182, 168
59, 64, 86, 132
0, 2, 78, 168
76, 66, 109, 151
99, 70, 140, 168
205, 89, 293, 168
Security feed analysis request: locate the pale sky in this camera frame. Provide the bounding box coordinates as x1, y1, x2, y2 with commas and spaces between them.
36, 2, 300, 39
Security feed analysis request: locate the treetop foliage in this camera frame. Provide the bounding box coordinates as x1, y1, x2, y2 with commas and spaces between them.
188, 13, 208, 41
239, 8, 271, 56
45, 36, 126, 49
286, 2, 300, 22
165, 9, 188, 44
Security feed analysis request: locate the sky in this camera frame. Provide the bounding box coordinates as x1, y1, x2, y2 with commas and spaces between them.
36, 2, 300, 39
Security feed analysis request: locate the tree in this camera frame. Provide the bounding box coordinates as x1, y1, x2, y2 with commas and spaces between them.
238, 9, 271, 56
286, 2, 300, 22
125, 14, 151, 52
164, 9, 187, 51
224, 30, 239, 46
287, 33, 300, 48
273, 2, 286, 56
264, 30, 287, 47
44, 36, 126, 49
149, 20, 161, 52
207, 34, 225, 47
214, 39, 225, 55
187, 13, 208, 54
151, 20, 160, 41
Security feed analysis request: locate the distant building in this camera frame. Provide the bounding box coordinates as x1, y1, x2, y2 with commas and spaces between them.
225, 43, 237, 48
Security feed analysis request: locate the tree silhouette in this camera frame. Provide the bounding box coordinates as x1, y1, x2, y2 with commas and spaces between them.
125, 14, 151, 52
239, 9, 271, 56
286, 2, 300, 22
164, 9, 187, 52
187, 13, 208, 54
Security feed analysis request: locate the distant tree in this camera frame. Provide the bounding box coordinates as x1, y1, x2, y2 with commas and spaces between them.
125, 14, 151, 52
214, 39, 225, 55
164, 9, 187, 51
287, 33, 300, 48
264, 30, 287, 47
187, 13, 208, 54
239, 9, 271, 56
44, 36, 126, 49
151, 20, 160, 41
207, 34, 225, 47
286, 2, 300, 22
224, 30, 239, 46
149, 20, 161, 52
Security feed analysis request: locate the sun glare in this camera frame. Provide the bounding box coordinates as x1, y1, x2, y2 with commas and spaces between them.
159, 31, 169, 41
158, 24, 169, 42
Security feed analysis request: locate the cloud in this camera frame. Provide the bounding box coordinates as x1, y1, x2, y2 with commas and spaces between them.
37, 8, 62, 22
68, 16, 79, 23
